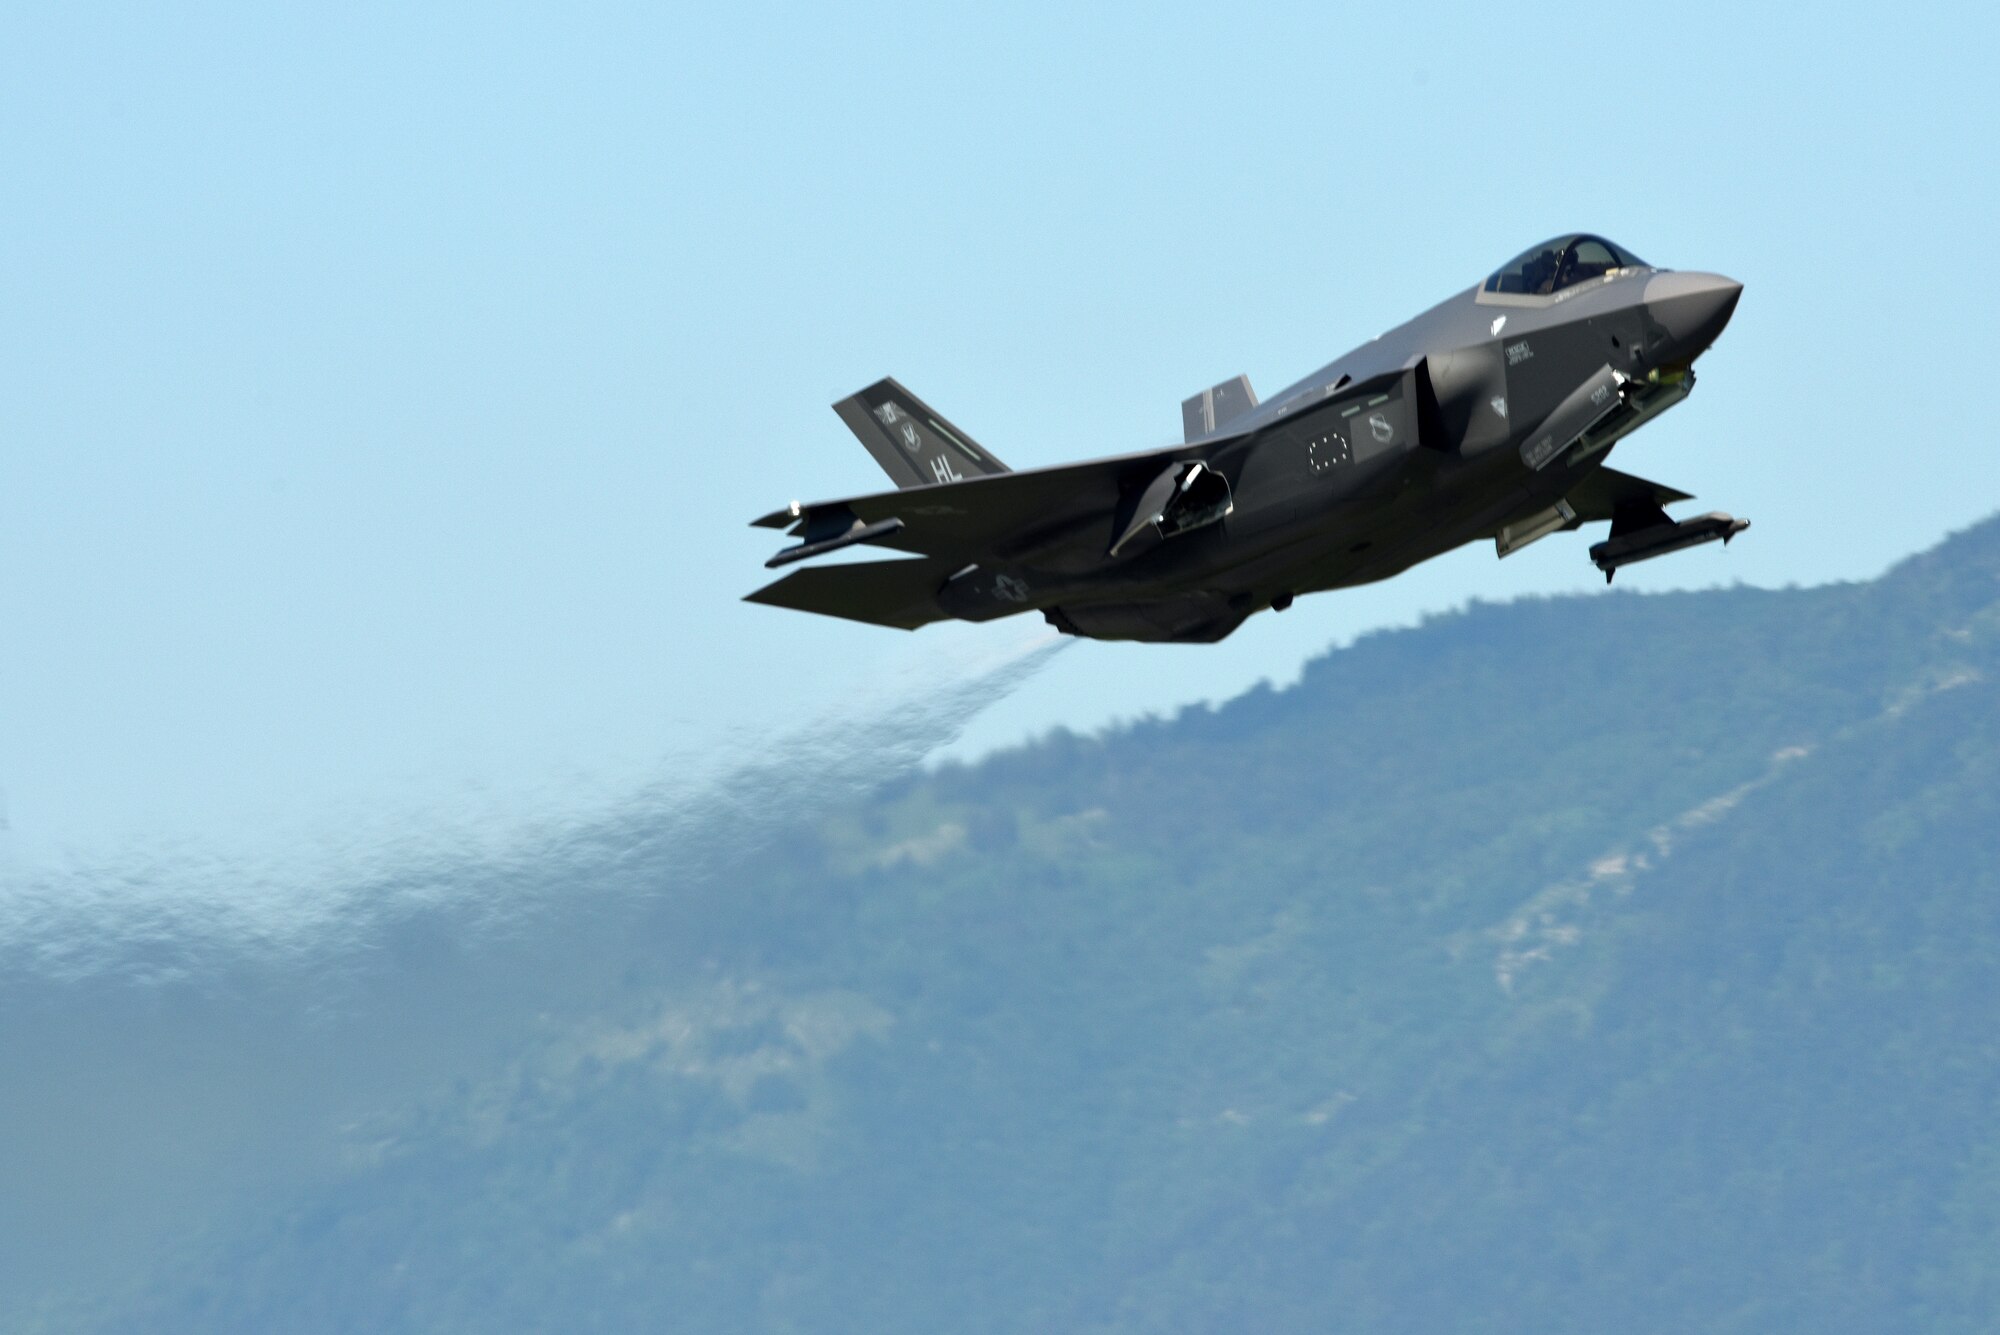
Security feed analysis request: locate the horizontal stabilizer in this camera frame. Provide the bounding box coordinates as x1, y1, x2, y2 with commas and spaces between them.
744, 554, 960, 630
833, 378, 1009, 490
765, 516, 905, 568
1182, 375, 1259, 443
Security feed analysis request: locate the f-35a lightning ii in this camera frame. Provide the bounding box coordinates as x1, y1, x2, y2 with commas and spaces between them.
747, 234, 1746, 643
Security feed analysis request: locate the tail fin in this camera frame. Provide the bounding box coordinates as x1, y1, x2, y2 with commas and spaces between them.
833, 378, 1010, 490
1181, 375, 1258, 443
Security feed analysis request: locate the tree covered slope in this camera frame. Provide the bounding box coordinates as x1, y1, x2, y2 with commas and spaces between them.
91, 517, 2000, 1333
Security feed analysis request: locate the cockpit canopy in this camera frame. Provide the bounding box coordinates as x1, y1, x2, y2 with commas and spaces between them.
1484, 234, 1647, 297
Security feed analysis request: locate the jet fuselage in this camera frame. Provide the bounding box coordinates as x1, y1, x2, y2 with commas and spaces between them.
748, 235, 1746, 642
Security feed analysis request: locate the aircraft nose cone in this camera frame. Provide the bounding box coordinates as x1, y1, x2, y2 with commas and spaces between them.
1644, 271, 1743, 363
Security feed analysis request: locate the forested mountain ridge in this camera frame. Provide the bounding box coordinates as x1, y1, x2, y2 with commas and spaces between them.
82, 517, 2000, 1333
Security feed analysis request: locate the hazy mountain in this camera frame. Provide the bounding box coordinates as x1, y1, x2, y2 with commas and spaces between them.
41, 517, 2000, 1332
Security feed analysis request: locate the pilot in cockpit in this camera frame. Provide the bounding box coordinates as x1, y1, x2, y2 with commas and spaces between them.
1525, 249, 1561, 295
1486, 234, 1643, 298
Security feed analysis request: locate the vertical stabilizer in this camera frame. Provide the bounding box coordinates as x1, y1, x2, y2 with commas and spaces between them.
1181, 375, 1259, 442
833, 378, 1010, 490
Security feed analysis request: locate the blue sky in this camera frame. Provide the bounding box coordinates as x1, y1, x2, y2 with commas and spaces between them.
3, 2, 1995, 857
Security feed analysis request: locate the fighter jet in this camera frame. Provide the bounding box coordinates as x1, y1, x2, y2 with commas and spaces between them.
747, 234, 1746, 642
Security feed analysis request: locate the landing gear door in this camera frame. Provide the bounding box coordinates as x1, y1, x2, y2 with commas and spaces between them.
1520, 364, 1625, 471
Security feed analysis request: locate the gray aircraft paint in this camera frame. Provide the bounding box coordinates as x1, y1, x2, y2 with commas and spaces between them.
748, 235, 1746, 642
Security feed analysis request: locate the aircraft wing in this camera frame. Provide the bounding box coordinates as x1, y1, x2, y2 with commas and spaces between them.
744, 367, 1415, 627
749, 442, 1211, 565
749, 364, 1417, 566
